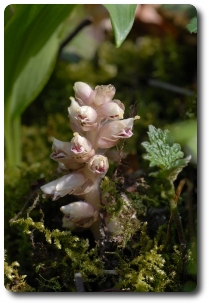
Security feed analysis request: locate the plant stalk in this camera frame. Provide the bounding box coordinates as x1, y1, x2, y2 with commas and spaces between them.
168, 183, 187, 275
5, 115, 22, 167
81, 173, 102, 241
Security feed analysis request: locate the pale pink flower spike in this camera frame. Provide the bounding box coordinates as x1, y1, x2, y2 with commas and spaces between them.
41, 81, 140, 239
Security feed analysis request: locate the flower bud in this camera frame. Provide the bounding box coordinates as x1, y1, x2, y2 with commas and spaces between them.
99, 100, 124, 120
60, 201, 95, 219
94, 84, 116, 106
97, 117, 138, 149
68, 97, 82, 132
73, 82, 95, 105
60, 201, 98, 228
88, 154, 109, 176
40, 172, 87, 201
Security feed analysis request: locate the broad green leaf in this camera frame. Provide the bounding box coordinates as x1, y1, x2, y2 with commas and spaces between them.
4, 4, 20, 27
4, 4, 76, 119
103, 4, 137, 47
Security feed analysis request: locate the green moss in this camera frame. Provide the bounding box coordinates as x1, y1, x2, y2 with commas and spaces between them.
4, 251, 35, 292
112, 222, 195, 292
5, 185, 196, 291
100, 177, 125, 216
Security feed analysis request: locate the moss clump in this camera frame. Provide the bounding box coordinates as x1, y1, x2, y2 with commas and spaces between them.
5, 180, 196, 292
7, 192, 105, 292
4, 251, 35, 292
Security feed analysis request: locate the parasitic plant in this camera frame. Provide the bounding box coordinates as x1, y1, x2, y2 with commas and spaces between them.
40, 82, 140, 239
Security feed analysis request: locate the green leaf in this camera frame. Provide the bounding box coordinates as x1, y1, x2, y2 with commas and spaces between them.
103, 4, 137, 47
142, 125, 184, 169
4, 4, 76, 120
4, 4, 19, 27
150, 156, 191, 182
4, 4, 76, 166
142, 125, 191, 182
186, 16, 197, 33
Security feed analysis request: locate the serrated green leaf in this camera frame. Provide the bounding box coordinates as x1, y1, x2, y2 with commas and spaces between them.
142, 125, 191, 182
142, 125, 184, 170
103, 4, 137, 47
150, 156, 191, 182
186, 16, 197, 33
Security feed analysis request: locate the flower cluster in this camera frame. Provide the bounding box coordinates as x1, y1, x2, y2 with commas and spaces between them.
41, 82, 139, 232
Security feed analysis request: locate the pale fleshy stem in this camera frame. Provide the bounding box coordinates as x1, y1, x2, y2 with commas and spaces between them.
85, 128, 98, 150
81, 178, 102, 240
80, 166, 102, 239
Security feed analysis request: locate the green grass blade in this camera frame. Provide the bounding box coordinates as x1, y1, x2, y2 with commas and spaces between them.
103, 4, 137, 47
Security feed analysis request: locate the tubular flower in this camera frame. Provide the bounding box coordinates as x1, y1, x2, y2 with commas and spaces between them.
76, 105, 98, 131
40, 172, 88, 201
70, 132, 95, 162
60, 201, 98, 229
68, 97, 98, 131
97, 117, 139, 149
94, 84, 116, 106
50, 138, 72, 161
88, 154, 109, 176
99, 100, 124, 120
50, 138, 83, 170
